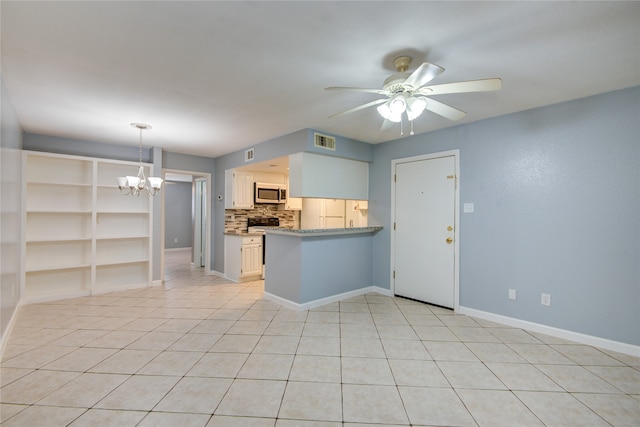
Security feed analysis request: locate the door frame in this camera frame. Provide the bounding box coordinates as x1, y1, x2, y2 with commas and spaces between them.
390, 149, 461, 311
160, 168, 212, 282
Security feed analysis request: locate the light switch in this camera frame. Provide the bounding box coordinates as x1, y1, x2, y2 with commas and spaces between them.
463, 203, 475, 213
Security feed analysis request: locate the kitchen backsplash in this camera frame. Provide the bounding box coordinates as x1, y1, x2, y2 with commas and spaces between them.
225, 205, 299, 233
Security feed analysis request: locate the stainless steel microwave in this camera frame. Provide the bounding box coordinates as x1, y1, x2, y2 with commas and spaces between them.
254, 182, 286, 204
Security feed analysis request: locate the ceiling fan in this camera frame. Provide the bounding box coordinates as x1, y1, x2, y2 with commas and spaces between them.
325, 56, 502, 135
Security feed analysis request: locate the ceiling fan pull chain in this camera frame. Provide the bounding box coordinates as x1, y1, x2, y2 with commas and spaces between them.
400, 119, 404, 136
410, 120, 415, 136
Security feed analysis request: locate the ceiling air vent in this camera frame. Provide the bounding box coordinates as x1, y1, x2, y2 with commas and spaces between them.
314, 133, 336, 151
244, 148, 254, 162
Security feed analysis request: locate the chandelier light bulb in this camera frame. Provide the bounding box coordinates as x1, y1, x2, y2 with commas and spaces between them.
117, 123, 163, 196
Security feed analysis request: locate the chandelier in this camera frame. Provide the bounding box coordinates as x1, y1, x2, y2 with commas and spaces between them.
117, 123, 163, 196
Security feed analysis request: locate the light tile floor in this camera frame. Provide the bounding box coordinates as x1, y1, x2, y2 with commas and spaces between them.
1, 249, 639, 426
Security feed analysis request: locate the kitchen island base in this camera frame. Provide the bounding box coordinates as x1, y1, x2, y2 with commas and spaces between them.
263, 227, 384, 310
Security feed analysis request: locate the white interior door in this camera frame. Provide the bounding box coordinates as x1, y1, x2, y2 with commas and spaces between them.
394, 154, 457, 308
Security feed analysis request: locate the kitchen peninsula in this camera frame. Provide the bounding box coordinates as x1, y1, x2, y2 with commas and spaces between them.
263, 226, 383, 310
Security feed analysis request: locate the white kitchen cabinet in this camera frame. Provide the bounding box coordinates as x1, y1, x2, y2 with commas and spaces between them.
224, 235, 263, 282
22, 151, 153, 303
225, 169, 254, 209
241, 238, 263, 277
280, 177, 302, 211
301, 198, 345, 229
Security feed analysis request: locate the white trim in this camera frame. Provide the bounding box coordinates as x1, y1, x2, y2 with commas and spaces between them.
0, 300, 23, 361
151, 279, 163, 287
459, 306, 640, 357
165, 247, 191, 253
263, 286, 392, 311
210, 269, 228, 279
390, 149, 460, 311
161, 168, 213, 282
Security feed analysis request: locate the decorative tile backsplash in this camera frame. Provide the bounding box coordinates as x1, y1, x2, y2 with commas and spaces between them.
224, 204, 299, 233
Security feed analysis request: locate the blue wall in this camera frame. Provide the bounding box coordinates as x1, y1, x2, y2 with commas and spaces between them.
370, 87, 640, 345
1, 74, 23, 346
164, 181, 193, 249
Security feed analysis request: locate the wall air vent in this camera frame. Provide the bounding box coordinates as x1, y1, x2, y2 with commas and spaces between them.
244, 148, 254, 162
314, 133, 336, 151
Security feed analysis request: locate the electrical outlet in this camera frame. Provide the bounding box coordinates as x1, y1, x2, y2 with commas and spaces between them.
541, 293, 551, 306
508, 289, 516, 300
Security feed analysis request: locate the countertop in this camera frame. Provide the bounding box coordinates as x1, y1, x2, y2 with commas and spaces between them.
263, 226, 383, 237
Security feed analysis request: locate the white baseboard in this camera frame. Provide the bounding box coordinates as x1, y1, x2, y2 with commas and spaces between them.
458, 306, 640, 358
165, 247, 191, 253
0, 300, 23, 361
263, 286, 392, 311
211, 270, 232, 280
151, 280, 163, 287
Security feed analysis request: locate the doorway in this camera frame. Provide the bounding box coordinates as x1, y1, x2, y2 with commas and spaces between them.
391, 150, 460, 310
161, 170, 212, 283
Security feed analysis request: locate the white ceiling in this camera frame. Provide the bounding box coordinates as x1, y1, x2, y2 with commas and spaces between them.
2, 1, 639, 158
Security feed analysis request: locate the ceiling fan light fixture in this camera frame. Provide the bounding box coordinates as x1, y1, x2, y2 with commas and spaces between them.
376, 102, 391, 119
406, 96, 427, 121
389, 94, 407, 114
377, 94, 407, 121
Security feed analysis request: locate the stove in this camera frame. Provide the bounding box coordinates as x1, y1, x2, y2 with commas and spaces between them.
247, 217, 280, 234
247, 217, 280, 279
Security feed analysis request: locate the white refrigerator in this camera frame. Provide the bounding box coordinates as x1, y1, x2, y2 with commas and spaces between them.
301, 198, 345, 229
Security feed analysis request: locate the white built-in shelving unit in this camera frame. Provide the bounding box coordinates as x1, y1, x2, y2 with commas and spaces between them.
22, 151, 153, 303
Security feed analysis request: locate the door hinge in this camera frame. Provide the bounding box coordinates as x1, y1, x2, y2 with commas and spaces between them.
393, 270, 396, 279
393, 222, 396, 230
394, 174, 396, 182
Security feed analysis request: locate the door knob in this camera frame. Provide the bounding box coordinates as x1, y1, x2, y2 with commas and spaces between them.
446, 237, 453, 244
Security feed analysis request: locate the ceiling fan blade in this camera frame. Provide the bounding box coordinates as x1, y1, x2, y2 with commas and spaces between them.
328, 98, 388, 119
325, 86, 388, 95
419, 78, 502, 96
423, 98, 466, 121
403, 62, 445, 90
380, 119, 394, 131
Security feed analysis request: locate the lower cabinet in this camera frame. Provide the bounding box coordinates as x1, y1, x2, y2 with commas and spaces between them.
224, 235, 263, 282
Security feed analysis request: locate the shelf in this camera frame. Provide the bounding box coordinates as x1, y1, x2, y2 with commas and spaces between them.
96, 234, 149, 240
96, 263, 149, 288
96, 209, 149, 214
26, 154, 92, 184
23, 151, 153, 304
96, 162, 150, 187
24, 268, 91, 300
26, 212, 92, 241
25, 263, 92, 273
27, 210, 92, 214
27, 181, 92, 188
24, 288, 91, 305
96, 237, 148, 265
96, 259, 149, 267
26, 237, 92, 243
25, 240, 91, 271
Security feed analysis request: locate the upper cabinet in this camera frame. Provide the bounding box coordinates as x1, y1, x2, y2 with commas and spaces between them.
225, 169, 254, 209
281, 176, 302, 210
288, 152, 369, 200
